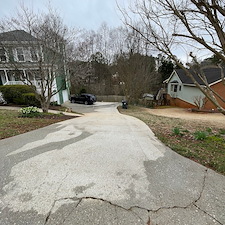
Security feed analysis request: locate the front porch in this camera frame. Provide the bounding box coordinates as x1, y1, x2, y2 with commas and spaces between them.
0, 68, 69, 105
4, 81, 24, 85
0, 69, 42, 88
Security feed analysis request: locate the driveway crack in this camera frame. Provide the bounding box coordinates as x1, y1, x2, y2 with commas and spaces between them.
192, 169, 223, 224
44, 197, 81, 225
193, 204, 223, 225
43, 171, 218, 225
194, 168, 208, 204
44, 199, 57, 225
141, 168, 209, 213
61, 199, 82, 225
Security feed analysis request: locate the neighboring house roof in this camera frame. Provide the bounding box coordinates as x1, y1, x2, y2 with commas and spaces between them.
0, 30, 37, 42
170, 68, 224, 86
176, 68, 224, 85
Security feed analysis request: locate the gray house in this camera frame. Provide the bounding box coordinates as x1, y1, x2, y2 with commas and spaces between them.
0, 30, 70, 104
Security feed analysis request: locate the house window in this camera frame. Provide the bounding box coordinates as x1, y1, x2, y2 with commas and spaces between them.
7, 70, 23, 81
0, 48, 7, 62
30, 48, 38, 61
170, 80, 179, 93
16, 47, 25, 62
171, 84, 178, 92
173, 84, 178, 92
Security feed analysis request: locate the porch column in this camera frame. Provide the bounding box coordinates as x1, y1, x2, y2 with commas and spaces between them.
23, 69, 27, 84
33, 72, 37, 87
4, 69, 9, 83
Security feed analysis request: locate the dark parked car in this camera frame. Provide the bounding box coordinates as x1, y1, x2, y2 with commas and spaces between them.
70, 93, 96, 105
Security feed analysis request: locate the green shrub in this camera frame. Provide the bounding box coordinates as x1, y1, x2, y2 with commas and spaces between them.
219, 129, 225, 135
14, 96, 26, 105
182, 129, 189, 133
206, 135, 224, 143
22, 93, 40, 107
205, 127, 212, 134
19, 106, 41, 118
0, 85, 36, 105
50, 101, 60, 106
172, 127, 183, 136
194, 131, 207, 140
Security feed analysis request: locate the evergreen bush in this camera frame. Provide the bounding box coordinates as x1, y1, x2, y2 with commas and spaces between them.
22, 93, 40, 107
0, 85, 39, 106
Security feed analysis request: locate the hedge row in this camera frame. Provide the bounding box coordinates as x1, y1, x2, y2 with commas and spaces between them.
0, 85, 40, 107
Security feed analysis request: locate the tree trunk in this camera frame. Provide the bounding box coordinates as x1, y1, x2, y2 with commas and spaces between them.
41, 101, 50, 113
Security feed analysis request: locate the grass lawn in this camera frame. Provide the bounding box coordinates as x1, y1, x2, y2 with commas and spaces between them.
0, 109, 75, 140
119, 105, 225, 175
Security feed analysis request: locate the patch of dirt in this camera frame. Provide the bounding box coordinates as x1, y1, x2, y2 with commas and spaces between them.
41, 114, 76, 120
145, 107, 225, 129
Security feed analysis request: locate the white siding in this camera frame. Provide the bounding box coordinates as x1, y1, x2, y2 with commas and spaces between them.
62, 89, 69, 102
168, 71, 205, 105
51, 93, 60, 104
50, 91, 69, 104
167, 72, 182, 98
179, 86, 204, 105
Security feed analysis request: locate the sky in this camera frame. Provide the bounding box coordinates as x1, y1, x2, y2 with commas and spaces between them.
0, 0, 210, 62
0, 0, 126, 30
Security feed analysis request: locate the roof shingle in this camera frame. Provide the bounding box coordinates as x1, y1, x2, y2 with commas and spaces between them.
0, 30, 37, 42
175, 67, 224, 85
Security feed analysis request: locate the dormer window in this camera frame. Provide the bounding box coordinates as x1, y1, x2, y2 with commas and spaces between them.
0, 48, 7, 62
16, 47, 25, 62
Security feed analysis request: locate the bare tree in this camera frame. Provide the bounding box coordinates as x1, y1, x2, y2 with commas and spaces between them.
0, 5, 72, 112
72, 24, 150, 64
70, 23, 160, 97
113, 52, 158, 103
119, 0, 225, 114
193, 95, 208, 109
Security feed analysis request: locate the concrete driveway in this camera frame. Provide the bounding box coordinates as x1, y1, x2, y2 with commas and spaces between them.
0, 102, 224, 225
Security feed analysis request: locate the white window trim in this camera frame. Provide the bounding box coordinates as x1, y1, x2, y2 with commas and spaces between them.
170, 83, 182, 93
15, 47, 25, 62
171, 84, 178, 93
29, 47, 39, 62
0, 47, 8, 62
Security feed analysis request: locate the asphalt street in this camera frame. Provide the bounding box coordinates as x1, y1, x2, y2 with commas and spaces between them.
0, 102, 224, 225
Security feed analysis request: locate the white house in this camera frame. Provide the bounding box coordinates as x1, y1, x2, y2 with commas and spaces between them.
165, 68, 225, 109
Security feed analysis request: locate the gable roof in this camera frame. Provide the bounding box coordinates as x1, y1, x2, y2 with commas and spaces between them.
174, 67, 224, 86
0, 30, 37, 42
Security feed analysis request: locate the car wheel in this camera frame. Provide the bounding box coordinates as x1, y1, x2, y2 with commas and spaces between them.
84, 101, 88, 105
71, 99, 75, 103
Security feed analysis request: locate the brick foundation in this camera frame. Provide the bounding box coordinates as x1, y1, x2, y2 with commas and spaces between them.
166, 94, 195, 108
